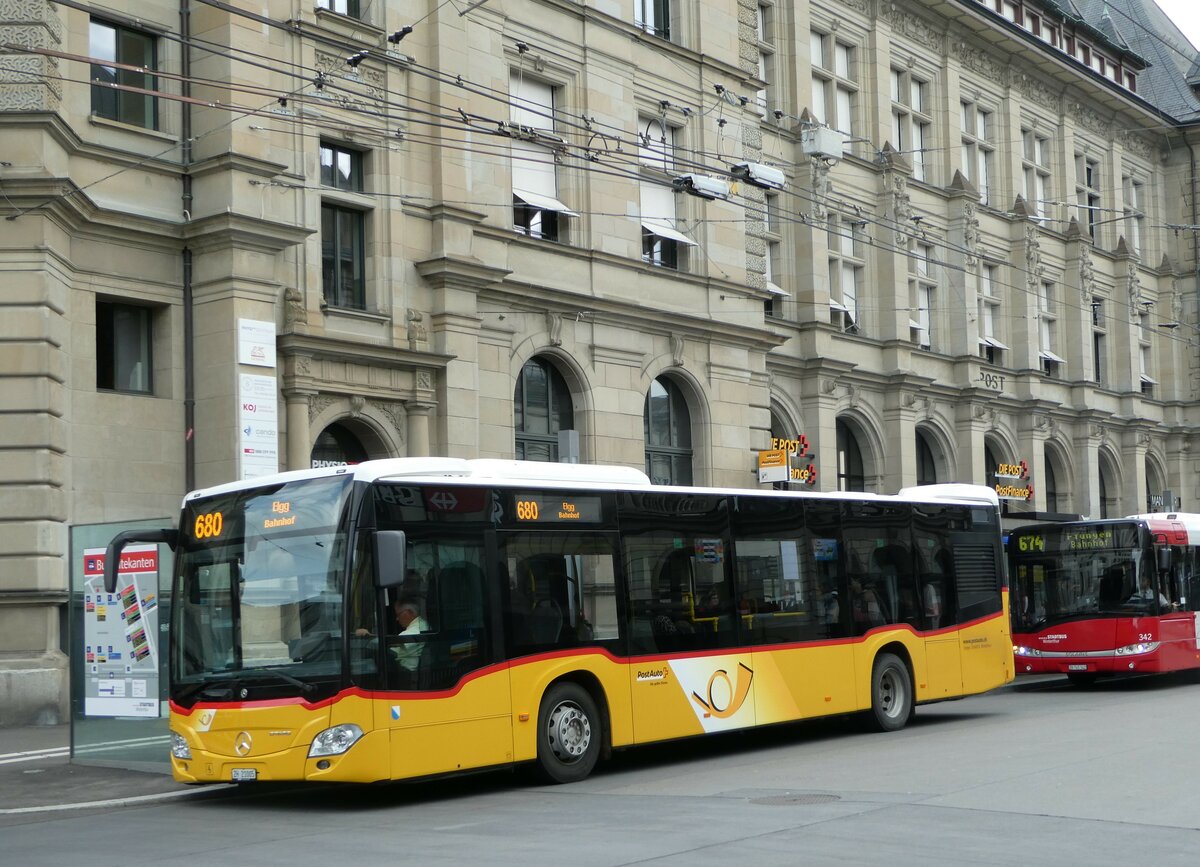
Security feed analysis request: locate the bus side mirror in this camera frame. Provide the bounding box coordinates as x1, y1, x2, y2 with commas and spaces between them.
104, 529, 179, 593
1158, 547, 1173, 572
374, 530, 407, 588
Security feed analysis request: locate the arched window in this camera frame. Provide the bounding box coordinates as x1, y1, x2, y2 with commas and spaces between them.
310, 422, 368, 468
1098, 463, 1118, 519
915, 430, 937, 486
515, 357, 574, 461
984, 443, 1010, 516
1045, 454, 1059, 513
644, 377, 692, 485
836, 419, 865, 492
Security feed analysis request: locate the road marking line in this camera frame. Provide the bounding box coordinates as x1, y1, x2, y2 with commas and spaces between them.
0, 749, 70, 766
0, 786, 228, 815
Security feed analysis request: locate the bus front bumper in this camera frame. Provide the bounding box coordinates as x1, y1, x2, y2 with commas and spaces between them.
171, 728, 389, 784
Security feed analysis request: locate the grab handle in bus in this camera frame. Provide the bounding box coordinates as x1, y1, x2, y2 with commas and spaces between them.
374, 530, 408, 588
103, 528, 179, 593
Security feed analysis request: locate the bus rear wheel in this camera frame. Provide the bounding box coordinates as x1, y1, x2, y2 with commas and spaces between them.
870, 653, 913, 732
536, 682, 601, 784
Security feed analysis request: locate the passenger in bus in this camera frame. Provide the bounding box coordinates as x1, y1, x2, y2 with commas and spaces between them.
850, 578, 884, 630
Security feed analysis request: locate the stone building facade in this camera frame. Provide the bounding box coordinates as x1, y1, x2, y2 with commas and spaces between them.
1, 0, 1198, 723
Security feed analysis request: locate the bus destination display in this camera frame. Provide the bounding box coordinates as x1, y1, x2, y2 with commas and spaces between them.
513, 493, 602, 524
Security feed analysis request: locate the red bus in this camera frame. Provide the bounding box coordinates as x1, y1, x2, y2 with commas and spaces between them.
1008, 513, 1200, 684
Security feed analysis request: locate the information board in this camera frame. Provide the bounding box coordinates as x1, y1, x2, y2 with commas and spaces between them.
82, 545, 161, 718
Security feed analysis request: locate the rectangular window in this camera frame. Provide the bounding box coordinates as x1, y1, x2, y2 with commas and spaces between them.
634, 0, 672, 41
1038, 280, 1063, 377
321, 204, 365, 309
320, 143, 363, 192
978, 264, 1005, 365
828, 218, 864, 333
757, 3, 777, 119
640, 117, 691, 268
1124, 176, 1144, 256
1091, 296, 1106, 383
317, 0, 361, 16
96, 299, 153, 394
961, 100, 994, 205
511, 74, 573, 242
764, 192, 787, 318
1021, 128, 1051, 217
1140, 343, 1156, 395
911, 243, 936, 350
89, 19, 157, 129
891, 68, 932, 182
811, 32, 857, 137
1076, 154, 1102, 242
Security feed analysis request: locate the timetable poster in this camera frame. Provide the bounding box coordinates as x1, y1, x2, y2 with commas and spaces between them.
82, 545, 161, 718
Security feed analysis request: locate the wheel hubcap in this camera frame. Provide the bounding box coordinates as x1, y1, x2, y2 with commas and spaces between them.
547, 701, 591, 762
880, 669, 903, 718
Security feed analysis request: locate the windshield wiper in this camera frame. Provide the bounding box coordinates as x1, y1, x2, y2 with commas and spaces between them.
176, 667, 315, 701
234, 668, 316, 695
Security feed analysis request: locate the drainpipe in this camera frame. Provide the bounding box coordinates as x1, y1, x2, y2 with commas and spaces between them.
181, 0, 195, 491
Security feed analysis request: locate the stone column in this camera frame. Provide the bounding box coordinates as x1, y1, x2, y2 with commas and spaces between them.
406, 403, 433, 457
284, 389, 314, 471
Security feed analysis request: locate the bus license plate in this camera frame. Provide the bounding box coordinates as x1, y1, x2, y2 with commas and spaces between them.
1067, 664, 1089, 672
231, 768, 257, 782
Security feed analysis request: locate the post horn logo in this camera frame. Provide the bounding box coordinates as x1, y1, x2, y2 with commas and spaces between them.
234, 731, 253, 757
690, 662, 754, 719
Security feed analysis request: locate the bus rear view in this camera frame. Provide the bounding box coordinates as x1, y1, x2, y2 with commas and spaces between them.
1008, 517, 1200, 684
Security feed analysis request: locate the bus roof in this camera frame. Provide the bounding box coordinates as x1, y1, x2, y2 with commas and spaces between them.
182, 459, 1000, 508
1010, 513, 1200, 547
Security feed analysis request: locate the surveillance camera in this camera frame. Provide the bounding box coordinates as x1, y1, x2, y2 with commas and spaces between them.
731, 162, 785, 191
773, 109, 784, 120
672, 173, 731, 200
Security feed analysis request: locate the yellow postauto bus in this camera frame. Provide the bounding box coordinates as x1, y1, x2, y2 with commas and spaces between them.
104, 458, 1012, 785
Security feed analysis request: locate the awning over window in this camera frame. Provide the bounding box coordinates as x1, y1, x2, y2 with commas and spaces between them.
642, 219, 697, 246
765, 282, 790, 297
979, 336, 1010, 350
513, 188, 578, 217
829, 298, 849, 312
1039, 349, 1066, 364
1140, 373, 1158, 385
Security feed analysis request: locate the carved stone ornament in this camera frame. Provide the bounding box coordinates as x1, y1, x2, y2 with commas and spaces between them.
846, 384, 861, 409
888, 172, 912, 244
953, 42, 1007, 86
1137, 430, 1152, 447
371, 400, 407, 443
1024, 223, 1043, 292
349, 395, 366, 418
406, 308, 428, 350
1127, 262, 1143, 316
1015, 73, 1061, 113
1078, 243, 1095, 305
416, 370, 432, 391
284, 286, 308, 327
811, 159, 832, 224
546, 311, 563, 347
963, 201, 980, 269
670, 334, 685, 368
879, 5, 943, 53
308, 394, 338, 424
294, 355, 312, 377
821, 378, 838, 395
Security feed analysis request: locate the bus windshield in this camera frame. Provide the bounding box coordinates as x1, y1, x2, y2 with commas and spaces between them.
170, 474, 354, 701
1009, 522, 1148, 630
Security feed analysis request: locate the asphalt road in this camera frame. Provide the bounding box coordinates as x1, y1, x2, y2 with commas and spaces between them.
3, 673, 1200, 865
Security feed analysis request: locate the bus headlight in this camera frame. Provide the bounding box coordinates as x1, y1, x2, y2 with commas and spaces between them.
1013, 645, 1041, 657
308, 723, 364, 757
1115, 641, 1159, 656
171, 731, 192, 760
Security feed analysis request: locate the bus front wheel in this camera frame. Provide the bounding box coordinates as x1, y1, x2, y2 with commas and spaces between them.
536, 682, 601, 784
870, 653, 913, 732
